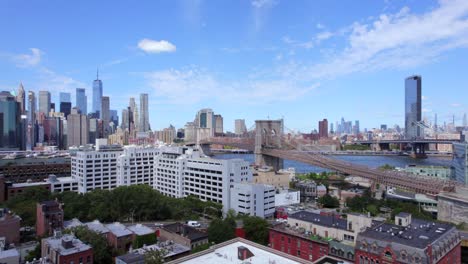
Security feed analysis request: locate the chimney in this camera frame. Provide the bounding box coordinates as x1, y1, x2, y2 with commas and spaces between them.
238, 246, 254, 260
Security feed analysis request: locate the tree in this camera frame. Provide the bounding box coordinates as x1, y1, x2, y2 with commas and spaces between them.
144, 248, 167, 264
208, 218, 236, 244
243, 216, 269, 245
68, 226, 113, 264
24, 243, 41, 262
318, 194, 340, 208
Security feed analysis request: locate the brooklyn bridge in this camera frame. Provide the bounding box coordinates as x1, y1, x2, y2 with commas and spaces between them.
195, 119, 460, 195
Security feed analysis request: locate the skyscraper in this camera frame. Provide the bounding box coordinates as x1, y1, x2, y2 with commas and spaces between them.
463, 113, 467, 128
16, 82, 25, 115
67, 108, 88, 148
405, 75, 422, 139
354, 120, 360, 135
110, 110, 119, 127
121, 108, 129, 131
318, 119, 328, 138
38, 91, 51, 117
0, 91, 21, 149
27, 91, 36, 150
60, 102, 72, 117
196, 108, 215, 136
214, 114, 223, 135
129, 97, 138, 131
92, 70, 103, 117
101, 96, 110, 136
59, 92, 71, 103
235, 119, 247, 135
139, 93, 149, 132
76, 88, 87, 115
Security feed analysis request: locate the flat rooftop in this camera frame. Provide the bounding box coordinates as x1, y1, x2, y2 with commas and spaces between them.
163, 223, 208, 242
167, 238, 310, 264
289, 211, 348, 231
43, 234, 91, 256
359, 218, 455, 249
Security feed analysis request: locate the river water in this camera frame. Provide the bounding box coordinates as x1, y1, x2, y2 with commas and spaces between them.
213, 153, 452, 173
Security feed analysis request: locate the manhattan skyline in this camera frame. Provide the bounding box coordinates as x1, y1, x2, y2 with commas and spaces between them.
1, 0, 468, 132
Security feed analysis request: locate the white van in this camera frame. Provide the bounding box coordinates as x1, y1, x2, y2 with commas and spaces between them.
186, 221, 201, 227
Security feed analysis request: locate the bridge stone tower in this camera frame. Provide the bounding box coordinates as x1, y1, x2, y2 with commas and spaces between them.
255, 119, 284, 171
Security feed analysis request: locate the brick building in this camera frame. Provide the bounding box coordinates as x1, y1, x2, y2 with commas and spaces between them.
0, 208, 21, 246
105, 222, 133, 252
41, 233, 93, 264
355, 213, 461, 264
36, 200, 63, 237
269, 224, 330, 262
158, 223, 208, 249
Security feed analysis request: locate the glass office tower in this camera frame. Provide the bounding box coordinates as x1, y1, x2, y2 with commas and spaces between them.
92, 71, 103, 118
405, 75, 422, 139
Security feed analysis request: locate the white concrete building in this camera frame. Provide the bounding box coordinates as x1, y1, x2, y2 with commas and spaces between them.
117, 146, 164, 187
71, 148, 121, 193
230, 183, 276, 218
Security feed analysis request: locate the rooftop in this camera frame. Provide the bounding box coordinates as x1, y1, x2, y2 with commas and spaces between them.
358, 218, 455, 249
43, 234, 91, 256
167, 238, 310, 264
105, 222, 133, 237
85, 220, 109, 234
63, 218, 83, 229
0, 248, 19, 259
269, 224, 330, 244
289, 211, 348, 231
163, 223, 208, 242
133, 241, 191, 258
127, 224, 154, 236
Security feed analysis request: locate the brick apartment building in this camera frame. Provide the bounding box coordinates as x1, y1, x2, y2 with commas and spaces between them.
41, 233, 93, 264
0, 208, 21, 246
36, 200, 64, 237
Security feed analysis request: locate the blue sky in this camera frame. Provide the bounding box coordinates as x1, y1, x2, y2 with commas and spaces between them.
1, 0, 467, 132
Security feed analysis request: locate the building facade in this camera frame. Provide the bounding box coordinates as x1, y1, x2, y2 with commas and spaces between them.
0, 91, 21, 149
41, 234, 93, 264
230, 183, 276, 218
92, 73, 103, 117
235, 119, 247, 135
67, 108, 89, 148
452, 142, 468, 184
38, 90, 51, 117
318, 119, 328, 139
36, 200, 64, 237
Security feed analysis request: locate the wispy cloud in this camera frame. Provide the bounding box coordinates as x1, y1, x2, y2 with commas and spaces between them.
305, 0, 468, 79
251, 0, 278, 31
37, 67, 86, 94
137, 39, 176, 54
143, 67, 319, 105
13, 48, 43, 67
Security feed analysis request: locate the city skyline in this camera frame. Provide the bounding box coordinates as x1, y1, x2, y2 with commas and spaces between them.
1, 1, 468, 132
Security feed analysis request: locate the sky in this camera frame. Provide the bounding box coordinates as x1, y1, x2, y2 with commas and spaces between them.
1, 0, 468, 132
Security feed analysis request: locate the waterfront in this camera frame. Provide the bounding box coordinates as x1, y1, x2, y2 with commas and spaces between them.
213, 153, 452, 173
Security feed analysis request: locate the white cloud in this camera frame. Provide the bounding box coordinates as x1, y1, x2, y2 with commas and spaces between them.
251, 0, 277, 8
251, 0, 278, 31
137, 39, 176, 54
422, 108, 432, 113
13, 48, 43, 67
37, 67, 86, 94
143, 67, 319, 105
316, 31, 333, 42
306, 0, 468, 79
451, 103, 462, 107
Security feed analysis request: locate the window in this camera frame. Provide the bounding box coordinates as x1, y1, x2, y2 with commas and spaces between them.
384, 251, 392, 259
297, 250, 301, 256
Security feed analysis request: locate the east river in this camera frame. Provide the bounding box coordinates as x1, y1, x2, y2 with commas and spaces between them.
213, 153, 452, 173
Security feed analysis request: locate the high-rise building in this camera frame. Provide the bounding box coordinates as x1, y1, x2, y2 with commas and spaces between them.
121, 109, 129, 131
59, 92, 71, 103
110, 110, 118, 127
92, 71, 103, 117
330, 123, 334, 134
405, 75, 422, 139
214, 114, 223, 135
101, 96, 110, 136
318, 119, 328, 138
139, 93, 149, 132
27, 91, 36, 150
16, 82, 26, 115
60, 102, 72, 117
38, 91, 51, 116
235, 119, 247, 135
75, 88, 87, 115
195, 108, 215, 136
67, 108, 89, 148
129, 97, 138, 131
463, 113, 467, 128
452, 142, 468, 185
0, 91, 21, 149
354, 120, 360, 135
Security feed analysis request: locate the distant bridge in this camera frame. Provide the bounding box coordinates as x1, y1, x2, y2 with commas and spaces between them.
190, 120, 459, 195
